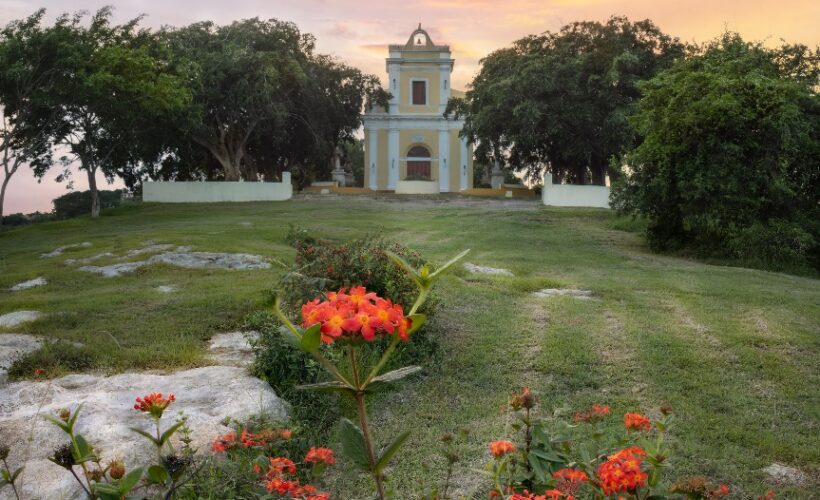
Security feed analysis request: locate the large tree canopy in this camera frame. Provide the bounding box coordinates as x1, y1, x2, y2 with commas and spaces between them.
447, 16, 685, 185
0, 9, 61, 227
47, 7, 191, 217
612, 33, 819, 272
157, 19, 387, 186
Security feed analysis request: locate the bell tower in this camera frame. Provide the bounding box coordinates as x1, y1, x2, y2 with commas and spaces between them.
385, 24, 454, 115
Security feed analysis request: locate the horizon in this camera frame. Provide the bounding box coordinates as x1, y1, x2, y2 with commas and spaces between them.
3, 0, 818, 214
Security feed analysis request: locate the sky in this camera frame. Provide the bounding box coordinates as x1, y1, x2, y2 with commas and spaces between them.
2, 0, 818, 214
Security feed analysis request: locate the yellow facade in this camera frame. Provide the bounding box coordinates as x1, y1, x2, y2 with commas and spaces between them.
362, 25, 473, 192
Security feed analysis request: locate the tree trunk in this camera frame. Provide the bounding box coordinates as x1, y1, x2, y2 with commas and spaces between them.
86, 167, 100, 218
571, 164, 587, 185
0, 175, 8, 228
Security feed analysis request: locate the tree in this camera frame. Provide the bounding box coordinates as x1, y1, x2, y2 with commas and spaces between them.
0, 9, 61, 227
161, 18, 312, 182
161, 19, 388, 186
447, 16, 685, 185
612, 33, 819, 272
48, 7, 190, 217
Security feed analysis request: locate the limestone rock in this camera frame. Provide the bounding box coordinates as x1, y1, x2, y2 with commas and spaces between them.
533, 288, 593, 299
156, 285, 176, 293
0, 311, 41, 328
0, 334, 42, 384
40, 242, 91, 258
0, 366, 287, 499
121, 244, 174, 258
9, 277, 47, 292
763, 463, 808, 485
208, 331, 260, 367
79, 261, 148, 278
149, 252, 271, 270
464, 262, 513, 276
64, 252, 115, 266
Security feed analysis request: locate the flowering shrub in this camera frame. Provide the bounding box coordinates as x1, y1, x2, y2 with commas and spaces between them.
480, 388, 741, 499
272, 248, 469, 499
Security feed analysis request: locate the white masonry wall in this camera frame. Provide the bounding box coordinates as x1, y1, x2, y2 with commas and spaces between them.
144, 173, 292, 203
541, 172, 610, 208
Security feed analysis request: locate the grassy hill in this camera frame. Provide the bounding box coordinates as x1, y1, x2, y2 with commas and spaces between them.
1, 196, 817, 497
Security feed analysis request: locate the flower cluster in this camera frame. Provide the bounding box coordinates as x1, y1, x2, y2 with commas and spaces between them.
573, 404, 610, 423
510, 387, 536, 410
259, 456, 330, 499
623, 413, 651, 432
304, 447, 336, 465
553, 468, 589, 497
671, 476, 730, 499
212, 428, 292, 453
489, 440, 516, 458
597, 446, 649, 495
301, 286, 411, 343
133, 392, 175, 418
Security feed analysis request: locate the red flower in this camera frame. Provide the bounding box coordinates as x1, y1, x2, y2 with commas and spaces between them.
510, 491, 547, 500
510, 387, 536, 410
305, 447, 336, 465
34, 368, 44, 376
268, 457, 297, 476
212, 432, 237, 453
133, 392, 175, 418
623, 413, 651, 432
280, 429, 293, 440
489, 440, 515, 458
597, 447, 648, 496
543, 490, 563, 500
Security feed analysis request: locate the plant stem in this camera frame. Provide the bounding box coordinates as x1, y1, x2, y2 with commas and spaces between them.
156, 419, 163, 462
69, 467, 92, 497
350, 346, 386, 500
1, 459, 21, 500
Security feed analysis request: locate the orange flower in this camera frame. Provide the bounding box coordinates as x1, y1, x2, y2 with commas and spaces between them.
133, 392, 175, 419
280, 429, 293, 440
212, 432, 238, 453
554, 468, 589, 496
304, 447, 336, 465
299, 288, 409, 344
489, 440, 515, 458
34, 368, 44, 376
597, 446, 648, 496
574, 405, 610, 423
543, 490, 563, 500
623, 413, 651, 432
510, 491, 547, 500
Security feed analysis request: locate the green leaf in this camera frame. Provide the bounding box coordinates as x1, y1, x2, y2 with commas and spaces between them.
374, 431, 410, 474
530, 448, 562, 462
68, 403, 83, 432
527, 453, 549, 481
92, 483, 121, 495
129, 427, 160, 447
300, 323, 322, 352
146, 464, 169, 485
296, 381, 352, 393
385, 251, 424, 287
339, 418, 371, 471
119, 467, 143, 492
429, 249, 471, 280
42, 414, 71, 434
406, 314, 426, 336
159, 420, 186, 446
368, 365, 422, 393
72, 434, 96, 463
10, 467, 23, 483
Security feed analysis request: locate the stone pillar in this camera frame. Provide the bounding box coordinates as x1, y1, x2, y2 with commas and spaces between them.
491, 160, 505, 189
460, 136, 469, 191
438, 127, 450, 192
388, 127, 399, 190
367, 127, 378, 190
388, 63, 399, 115
331, 148, 346, 186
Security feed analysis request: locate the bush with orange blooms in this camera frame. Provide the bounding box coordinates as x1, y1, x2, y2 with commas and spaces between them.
483, 388, 737, 499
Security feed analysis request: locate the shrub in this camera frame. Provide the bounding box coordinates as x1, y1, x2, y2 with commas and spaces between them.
53, 189, 123, 220
8, 342, 96, 379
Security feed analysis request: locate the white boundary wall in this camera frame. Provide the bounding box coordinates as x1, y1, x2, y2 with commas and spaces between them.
144, 173, 292, 203
542, 172, 610, 208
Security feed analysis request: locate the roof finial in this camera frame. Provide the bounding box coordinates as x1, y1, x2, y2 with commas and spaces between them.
418, 22, 422, 30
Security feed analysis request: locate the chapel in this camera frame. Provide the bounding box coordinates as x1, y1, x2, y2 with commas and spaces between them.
362, 25, 474, 192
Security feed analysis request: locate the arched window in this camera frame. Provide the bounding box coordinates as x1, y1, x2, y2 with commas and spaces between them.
406, 146, 432, 179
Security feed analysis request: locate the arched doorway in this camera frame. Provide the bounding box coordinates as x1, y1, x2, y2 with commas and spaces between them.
406, 145, 432, 179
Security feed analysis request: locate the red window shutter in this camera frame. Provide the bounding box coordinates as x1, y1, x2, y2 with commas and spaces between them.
412, 81, 426, 105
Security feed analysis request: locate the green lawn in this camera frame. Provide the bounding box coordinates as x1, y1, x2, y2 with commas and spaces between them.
1, 196, 818, 498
